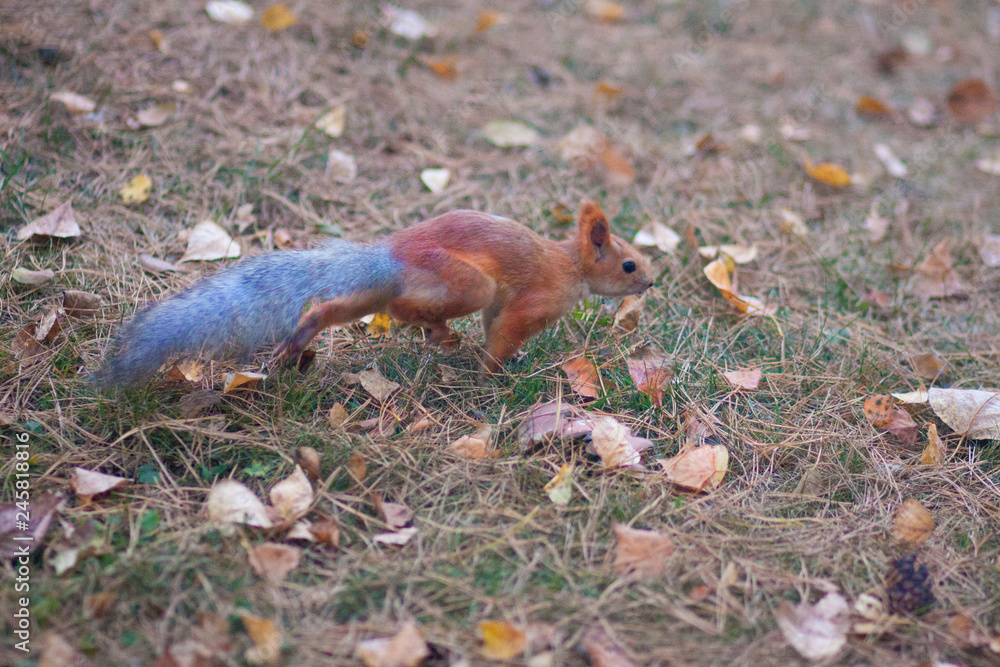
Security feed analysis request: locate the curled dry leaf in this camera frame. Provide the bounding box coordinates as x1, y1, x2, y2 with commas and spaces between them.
703, 259, 776, 316
139, 254, 181, 274
613, 524, 674, 577
34, 307, 63, 344
207, 0, 253, 23
120, 173, 152, 204
12, 268, 55, 285
373, 495, 414, 530
206, 479, 273, 528
920, 423, 944, 465
374, 526, 418, 545
316, 105, 346, 137
774, 592, 849, 661
269, 465, 313, 523
590, 417, 642, 469
240, 612, 282, 665
180, 220, 241, 262
584, 0, 625, 22
327, 149, 357, 183
355, 621, 430, 667
248, 542, 301, 584
562, 357, 601, 399
581, 626, 636, 667
0, 493, 63, 559
928, 387, 1000, 440
17, 200, 81, 240
892, 499, 934, 545
260, 4, 297, 31
633, 222, 680, 254
856, 95, 892, 117
359, 368, 400, 403
478, 621, 527, 660
62, 290, 102, 318
803, 159, 851, 187
165, 358, 204, 383
892, 389, 928, 405
12, 325, 45, 366
50, 91, 96, 114
481, 120, 539, 147
71, 467, 128, 498
448, 424, 496, 459
544, 464, 573, 506
310, 518, 341, 549
947, 78, 998, 124
887, 408, 918, 446
722, 367, 762, 390
626, 355, 672, 407
612, 295, 643, 332
223, 371, 266, 393
697, 244, 758, 264
911, 237, 965, 298
657, 445, 728, 492
420, 168, 450, 193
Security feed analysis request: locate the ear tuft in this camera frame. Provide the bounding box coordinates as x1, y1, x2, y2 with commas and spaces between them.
578, 201, 609, 248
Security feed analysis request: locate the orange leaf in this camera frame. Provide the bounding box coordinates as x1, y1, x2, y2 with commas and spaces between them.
947, 78, 998, 124
478, 621, 526, 660
594, 80, 624, 102
475, 9, 502, 33
423, 56, 458, 80
626, 356, 672, 407
599, 145, 634, 186
863, 394, 896, 429
260, 4, 297, 32
920, 423, 944, 465
803, 159, 851, 187
657, 445, 729, 492
856, 95, 892, 117
892, 499, 934, 545
562, 357, 601, 399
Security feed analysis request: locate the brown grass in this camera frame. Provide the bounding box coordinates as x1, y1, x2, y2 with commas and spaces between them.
2, 0, 1000, 665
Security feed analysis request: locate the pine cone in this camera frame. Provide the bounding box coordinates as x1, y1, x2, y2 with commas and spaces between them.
886, 554, 935, 615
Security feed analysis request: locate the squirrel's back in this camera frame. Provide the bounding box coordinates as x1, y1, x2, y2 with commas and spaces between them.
92, 240, 402, 387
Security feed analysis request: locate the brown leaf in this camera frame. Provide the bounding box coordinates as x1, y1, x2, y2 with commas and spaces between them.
164, 358, 204, 383
874, 46, 908, 74
310, 518, 341, 549
447, 424, 496, 459
911, 238, 966, 298
355, 621, 430, 667
70, 467, 128, 498
328, 402, 349, 428
774, 593, 849, 661
581, 626, 636, 667
947, 78, 998, 124
297, 446, 321, 482
358, 368, 400, 403
920, 423, 944, 465
612, 295, 644, 332
0, 493, 63, 559
626, 355, 672, 407
11, 324, 45, 367
62, 290, 103, 318
892, 499, 934, 545
248, 542, 301, 584
269, 465, 313, 523
910, 353, 946, 380
722, 368, 762, 390
887, 408, 919, 446
856, 95, 892, 117
927, 387, 1000, 440
613, 524, 674, 577
702, 259, 776, 316
516, 400, 594, 450
372, 494, 413, 530
657, 445, 728, 492
240, 612, 283, 665
83, 592, 116, 619
347, 452, 367, 483
562, 357, 601, 399
590, 417, 642, 469
863, 394, 896, 429
35, 306, 64, 344
17, 200, 81, 240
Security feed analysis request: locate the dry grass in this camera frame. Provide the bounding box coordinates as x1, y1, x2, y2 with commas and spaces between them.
2, 0, 1000, 665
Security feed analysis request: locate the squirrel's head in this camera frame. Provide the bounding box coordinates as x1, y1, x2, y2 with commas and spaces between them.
575, 201, 655, 297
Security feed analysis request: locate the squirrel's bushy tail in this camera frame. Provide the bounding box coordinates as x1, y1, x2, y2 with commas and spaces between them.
92, 240, 403, 388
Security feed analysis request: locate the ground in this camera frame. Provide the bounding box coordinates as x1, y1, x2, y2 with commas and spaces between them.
2, 0, 1000, 665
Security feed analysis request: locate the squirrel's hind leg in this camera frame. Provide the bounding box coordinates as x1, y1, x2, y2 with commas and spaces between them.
274, 288, 390, 363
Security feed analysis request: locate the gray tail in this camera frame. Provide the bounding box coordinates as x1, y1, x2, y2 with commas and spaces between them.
91, 240, 402, 388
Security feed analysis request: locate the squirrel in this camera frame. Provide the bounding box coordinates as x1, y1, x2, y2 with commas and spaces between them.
92, 201, 654, 387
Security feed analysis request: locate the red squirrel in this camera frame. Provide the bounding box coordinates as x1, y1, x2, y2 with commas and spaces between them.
93, 202, 654, 386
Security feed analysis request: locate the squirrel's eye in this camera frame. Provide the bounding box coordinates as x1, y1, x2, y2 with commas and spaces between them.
622, 261, 636, 274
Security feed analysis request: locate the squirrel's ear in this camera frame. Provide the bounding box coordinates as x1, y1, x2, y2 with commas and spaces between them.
578, 201, 609, 248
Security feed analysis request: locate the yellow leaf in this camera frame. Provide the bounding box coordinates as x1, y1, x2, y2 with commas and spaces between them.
366, 312, 393, 337
920, 423, 944, 465
315, 106, 345, 137
584, 0, 625, 22
260, 4, 297, 32
804, 159, 851, 187
120, 173, 152, 204
478, 621, 526, 660
544, 464, 573, 506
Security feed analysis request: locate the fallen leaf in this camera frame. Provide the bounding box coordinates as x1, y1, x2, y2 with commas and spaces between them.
865, 201, 890, 242
329, 402, 349, 428
248, 542, 300, 584
11, 325, 45, 366
864, 394, 897, 429
979, 235, 1000, 267
892, 389, 929, 405
697, 244, 759, 264
223, 371, 266, 393
562, 357, 601, 399
475, 9, 503, 33
422, 56, 458, 80
544, 464, 573, 506
856, 95, 892, 117
180, 220, 241, 262
178, 389, 223, 418
356, 621, 430, 667
892, 499, 934, 545
613, 524, 674, 577
373, 495, 413, 530
581, 626, 636, 667
594, 80, 624, 104
240, 612, 282, 665
976, 158, 1000, 176
804, 159, 851, 187
321, 149, 357, 185
347, 452, 366, 483
310, 518, 341, 549
874, 143, 907, 177
35, 307, 63, 344
62, 290, 103, 317
0, 493, 63, 559
584, 0, 624, 22
947, 78, 998, 124
269, 465, 313, 522
365, 312, 393, 337
599, 144, 634, 187
887, 408, 919, 446
908, 97, 936, 127
478, 621, 527, 660
164, 358, 204, 383
558, 124, 605, 167
517, 400, 594, 450
374, 527, 418, 545
139, 254, 182, 273
590, 417, 642, 469
206, 0, 253, 24
928, 387, 1000, 440
420, 168, 450, 193
384, 6, 436, 40
17, 201, 81, 240
612, 295, 643, 332
448, 424, 495, 459
920, 423, 944, 465
482, 120, 539, 147
120, 173, 152, 204
297, 447, 321, 482
633, 222, 680, 253
722, 368, 762, 390
70, 467, 127, 498
778, 209, 808, 238
910, 353, 946, 380
657, 445, 728, 492
136, 103, 174, 128
260, 4, 297, 31
911, 238, 965, 298
148, 29, 166, 52
50, 91, 96, 114
626, 355, 672, 407
206, 479, 273, 528
12, 267, 55, 285
774, 592, 849, 661
315, 106, 346, 137
703, 259, 776, 316
359, 368, 400, 403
